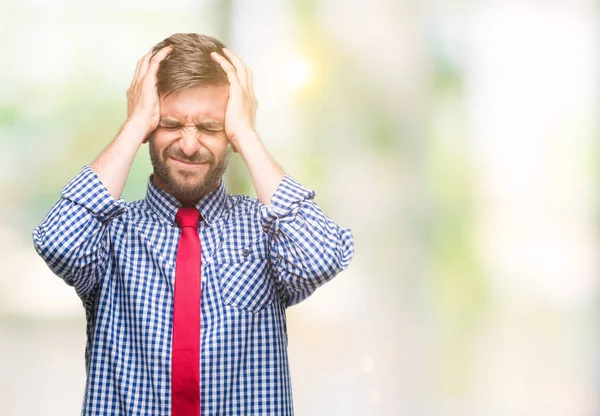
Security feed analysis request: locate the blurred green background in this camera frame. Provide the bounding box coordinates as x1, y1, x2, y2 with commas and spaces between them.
1, 0, 599, 415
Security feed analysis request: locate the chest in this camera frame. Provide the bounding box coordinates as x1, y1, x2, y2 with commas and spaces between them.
107, 211, 275, 314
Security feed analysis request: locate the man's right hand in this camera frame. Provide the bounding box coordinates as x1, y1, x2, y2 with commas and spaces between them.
89, 45, 173, 200
126, 46, 174, 142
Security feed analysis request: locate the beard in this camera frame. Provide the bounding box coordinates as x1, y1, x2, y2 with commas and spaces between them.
149, 139, 230, 202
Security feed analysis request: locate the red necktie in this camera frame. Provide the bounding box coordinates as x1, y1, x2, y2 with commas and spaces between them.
172, 207, 201, 416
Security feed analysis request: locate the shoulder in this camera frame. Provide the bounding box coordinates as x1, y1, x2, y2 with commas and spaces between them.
109, 197, 157, 226
223, 192, 261, 221
215, 192, 268, 261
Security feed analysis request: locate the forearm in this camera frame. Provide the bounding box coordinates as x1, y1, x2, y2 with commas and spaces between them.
90, 45, 173, 199
33, 166, 126, 296
237, 130, 285, 205
33, 199, 109, 296
90, 117, 147, 200
258, 176, 355, 307
270, 203, 354, 276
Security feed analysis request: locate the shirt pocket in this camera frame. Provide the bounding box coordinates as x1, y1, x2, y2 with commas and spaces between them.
213, 236, 275, 313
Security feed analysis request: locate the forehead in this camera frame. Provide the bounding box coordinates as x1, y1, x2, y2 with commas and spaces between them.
159, 84, 228, 122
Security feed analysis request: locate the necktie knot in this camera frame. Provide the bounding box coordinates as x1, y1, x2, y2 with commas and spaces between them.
175, 207, 200, 229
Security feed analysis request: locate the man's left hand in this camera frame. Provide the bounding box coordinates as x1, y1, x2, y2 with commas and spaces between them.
210, 48, 259, 153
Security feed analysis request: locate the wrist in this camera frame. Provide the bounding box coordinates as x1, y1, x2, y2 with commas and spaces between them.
234, 129, 261, 152
124, 115, 154, 142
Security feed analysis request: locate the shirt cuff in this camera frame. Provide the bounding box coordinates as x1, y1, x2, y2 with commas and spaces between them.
259, 175, 316, 234
61, 165, 127, 222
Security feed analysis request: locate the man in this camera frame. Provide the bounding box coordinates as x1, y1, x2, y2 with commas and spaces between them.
33, 33, 354, 415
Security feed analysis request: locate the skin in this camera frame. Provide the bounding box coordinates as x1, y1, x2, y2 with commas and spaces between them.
149, 84, 231, 205
90, 45, 285, 207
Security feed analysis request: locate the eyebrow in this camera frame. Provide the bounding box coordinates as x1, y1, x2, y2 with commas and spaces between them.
159, 117, 224, 129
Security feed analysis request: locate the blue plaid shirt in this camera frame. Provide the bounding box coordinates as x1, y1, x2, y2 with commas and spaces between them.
32, 165, 354, 415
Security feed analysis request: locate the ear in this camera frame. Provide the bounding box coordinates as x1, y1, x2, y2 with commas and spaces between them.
143, 132, 154, 144
227, 142, 238, 154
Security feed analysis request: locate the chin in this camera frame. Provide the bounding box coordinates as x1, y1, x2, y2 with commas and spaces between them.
172, 174, 219, 198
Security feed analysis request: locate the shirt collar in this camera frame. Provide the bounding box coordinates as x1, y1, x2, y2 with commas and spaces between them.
145, 174, 228, 226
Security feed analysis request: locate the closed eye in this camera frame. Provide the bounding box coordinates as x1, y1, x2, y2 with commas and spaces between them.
198, 126, 223, 134
159, 125, 223, 134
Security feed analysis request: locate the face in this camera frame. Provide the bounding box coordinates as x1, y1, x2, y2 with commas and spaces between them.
149, 84, 230, 204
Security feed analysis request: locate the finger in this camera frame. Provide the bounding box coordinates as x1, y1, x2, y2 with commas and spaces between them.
137, 50, 155, 80
143, 131, 154, 145
246, 67, 258, 110
149, 45, 173, 68
132, 50, 154, 84
210, 51, 241, 86
240, 64, 257, 111
221, 48, 248, 88
247, 67, 254, 94
142, 46, 173, 78
229, 141, 239, 153
132, 58, 142, 83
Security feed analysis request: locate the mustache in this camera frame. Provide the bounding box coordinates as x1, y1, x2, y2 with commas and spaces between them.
163, 145, 215, 164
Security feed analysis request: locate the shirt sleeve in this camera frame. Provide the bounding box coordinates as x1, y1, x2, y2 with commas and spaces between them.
259, 175, 355, 307
32, 165, 126, 298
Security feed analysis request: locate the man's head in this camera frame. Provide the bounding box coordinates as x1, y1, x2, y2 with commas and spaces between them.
148, 33, 232, 205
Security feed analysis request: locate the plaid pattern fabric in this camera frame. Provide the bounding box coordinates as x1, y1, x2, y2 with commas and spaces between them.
33, 165, 354, 415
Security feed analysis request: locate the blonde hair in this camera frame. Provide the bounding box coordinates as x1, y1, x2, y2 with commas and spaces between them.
152, 33, 231, 96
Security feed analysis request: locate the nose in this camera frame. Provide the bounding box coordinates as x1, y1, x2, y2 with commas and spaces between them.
178, 126, 201, 157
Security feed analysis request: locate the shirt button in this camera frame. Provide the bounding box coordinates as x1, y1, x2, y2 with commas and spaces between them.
242, 247, 250, 257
